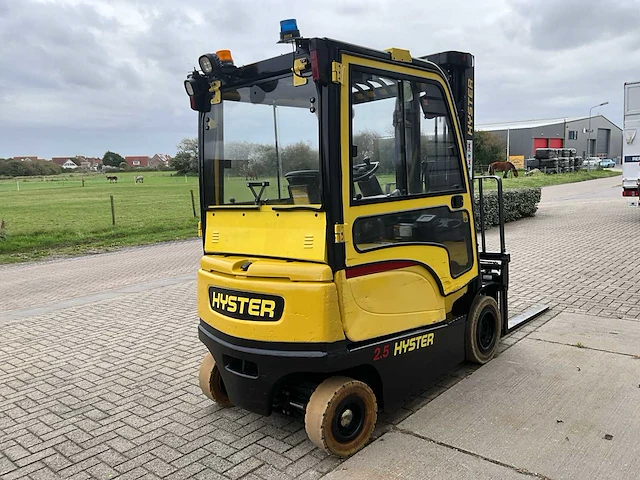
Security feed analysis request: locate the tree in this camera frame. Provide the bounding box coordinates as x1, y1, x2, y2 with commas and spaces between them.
103, 151, 125, 168
352, 130, 381, 163
352, 130, 398, 174
474, 131, 505, 170
170, 138, 198, 174
281, 142, 318, 172
247, 144, 277, 177
225, 141, 259, 177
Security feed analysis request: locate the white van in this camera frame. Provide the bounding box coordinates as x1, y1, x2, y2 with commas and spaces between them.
623, 81, 640, 205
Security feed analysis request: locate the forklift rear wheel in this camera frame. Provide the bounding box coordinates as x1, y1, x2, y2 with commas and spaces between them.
466, 295, 501, 364
198, 352, 233, 407
305, 376, 377, 458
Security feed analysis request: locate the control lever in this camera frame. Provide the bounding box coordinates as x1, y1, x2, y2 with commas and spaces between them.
247, 181, 270, 205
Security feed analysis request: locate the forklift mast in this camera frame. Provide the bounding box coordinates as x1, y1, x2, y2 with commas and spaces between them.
422, 51, 474, 179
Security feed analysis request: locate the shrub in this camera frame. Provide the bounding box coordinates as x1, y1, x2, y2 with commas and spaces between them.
473, 187, 541, 231
0, 159, 63, 177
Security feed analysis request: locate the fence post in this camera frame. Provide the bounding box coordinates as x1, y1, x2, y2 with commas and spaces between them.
110, 195, 116, 226
190, 190, 197, 218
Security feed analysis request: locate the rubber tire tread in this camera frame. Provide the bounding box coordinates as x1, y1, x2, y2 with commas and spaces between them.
305, 376, 377, 458
465, 295, 501, 364
198, 352, 233, 407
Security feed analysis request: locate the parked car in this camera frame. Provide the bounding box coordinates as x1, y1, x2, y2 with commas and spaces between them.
599, 158, 615, 168
584, 157, 600, 168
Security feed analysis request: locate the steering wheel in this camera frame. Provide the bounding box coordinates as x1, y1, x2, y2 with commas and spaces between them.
352, 159, 380, 182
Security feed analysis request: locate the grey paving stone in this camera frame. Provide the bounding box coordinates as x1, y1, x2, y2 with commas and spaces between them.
225, 457, 264, 480
255, 448, 293, 470
0, 455, 17, 476
144, 458, 177, 477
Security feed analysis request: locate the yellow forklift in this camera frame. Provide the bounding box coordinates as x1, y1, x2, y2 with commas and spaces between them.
184, 20, 545, 457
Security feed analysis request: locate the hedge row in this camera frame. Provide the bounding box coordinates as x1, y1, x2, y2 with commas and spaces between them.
473, 187, 541, 231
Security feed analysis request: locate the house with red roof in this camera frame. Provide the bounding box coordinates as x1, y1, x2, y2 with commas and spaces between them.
125, 156, 150, 168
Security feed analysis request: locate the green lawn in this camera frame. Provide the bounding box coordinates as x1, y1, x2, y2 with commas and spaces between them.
476, 168, 620, 190
0, 171, 200, 263
0, 168, 622, 264
379, 168, 620, 192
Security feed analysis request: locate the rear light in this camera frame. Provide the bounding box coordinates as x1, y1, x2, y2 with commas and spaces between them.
310, 49, 320, 80
623, 189, 639, 197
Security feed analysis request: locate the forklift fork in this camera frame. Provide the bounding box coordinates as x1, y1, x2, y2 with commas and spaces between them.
474, 176, 548, 336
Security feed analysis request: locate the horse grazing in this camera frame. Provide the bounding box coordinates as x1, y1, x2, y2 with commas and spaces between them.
488, 161, 519, 178
134, 176, 144, 184
245, 170, 258, 181
106, 175, 118, 183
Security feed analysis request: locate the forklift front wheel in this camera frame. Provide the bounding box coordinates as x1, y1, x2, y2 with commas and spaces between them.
198, 352, 233, 407
465, 295, 501, 364
305, 376, 377, 458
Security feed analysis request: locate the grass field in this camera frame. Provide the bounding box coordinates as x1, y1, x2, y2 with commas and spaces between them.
379, 168, 620, 191
0, 171, 200, 263
489, 168, 620, 189
0, 168, 622, 264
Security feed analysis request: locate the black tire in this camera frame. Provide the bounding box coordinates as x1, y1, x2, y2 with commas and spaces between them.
539, 160, 558, 169
535, 148, 552, 160
526, 158, 540, 169
465, 295, 501, 364
305, 377, 377, 458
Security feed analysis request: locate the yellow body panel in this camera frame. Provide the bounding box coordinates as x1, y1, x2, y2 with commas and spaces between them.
204, 208, 327, 263
200, 256, 333, 282
335, 267, 467, 342
349, 267, 442, 315
198, 257, 345, 343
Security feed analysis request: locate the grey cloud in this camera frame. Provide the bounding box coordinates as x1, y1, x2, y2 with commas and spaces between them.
1, 0, 637, 159
334, 2, 379, 15
509, 0, 640, 51
0, 2, 132, 91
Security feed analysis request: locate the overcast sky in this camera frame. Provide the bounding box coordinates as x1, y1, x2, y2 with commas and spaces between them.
1, 0, 639, 159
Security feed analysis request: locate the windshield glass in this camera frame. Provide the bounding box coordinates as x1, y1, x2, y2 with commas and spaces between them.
212, 74, 320, 205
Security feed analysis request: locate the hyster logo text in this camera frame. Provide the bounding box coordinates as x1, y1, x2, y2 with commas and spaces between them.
467, 78, 474, 137
209, 287, 284, 321
394, 333, 435, 356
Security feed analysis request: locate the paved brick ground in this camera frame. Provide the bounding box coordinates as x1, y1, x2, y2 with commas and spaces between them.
0, 240, 201, 313
1, 175, 638, 479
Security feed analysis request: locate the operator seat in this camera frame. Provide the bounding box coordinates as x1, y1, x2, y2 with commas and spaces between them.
284, 170, 322, 204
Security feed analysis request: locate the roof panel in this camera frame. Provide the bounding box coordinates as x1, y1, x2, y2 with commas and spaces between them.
476, 116, 590, 131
